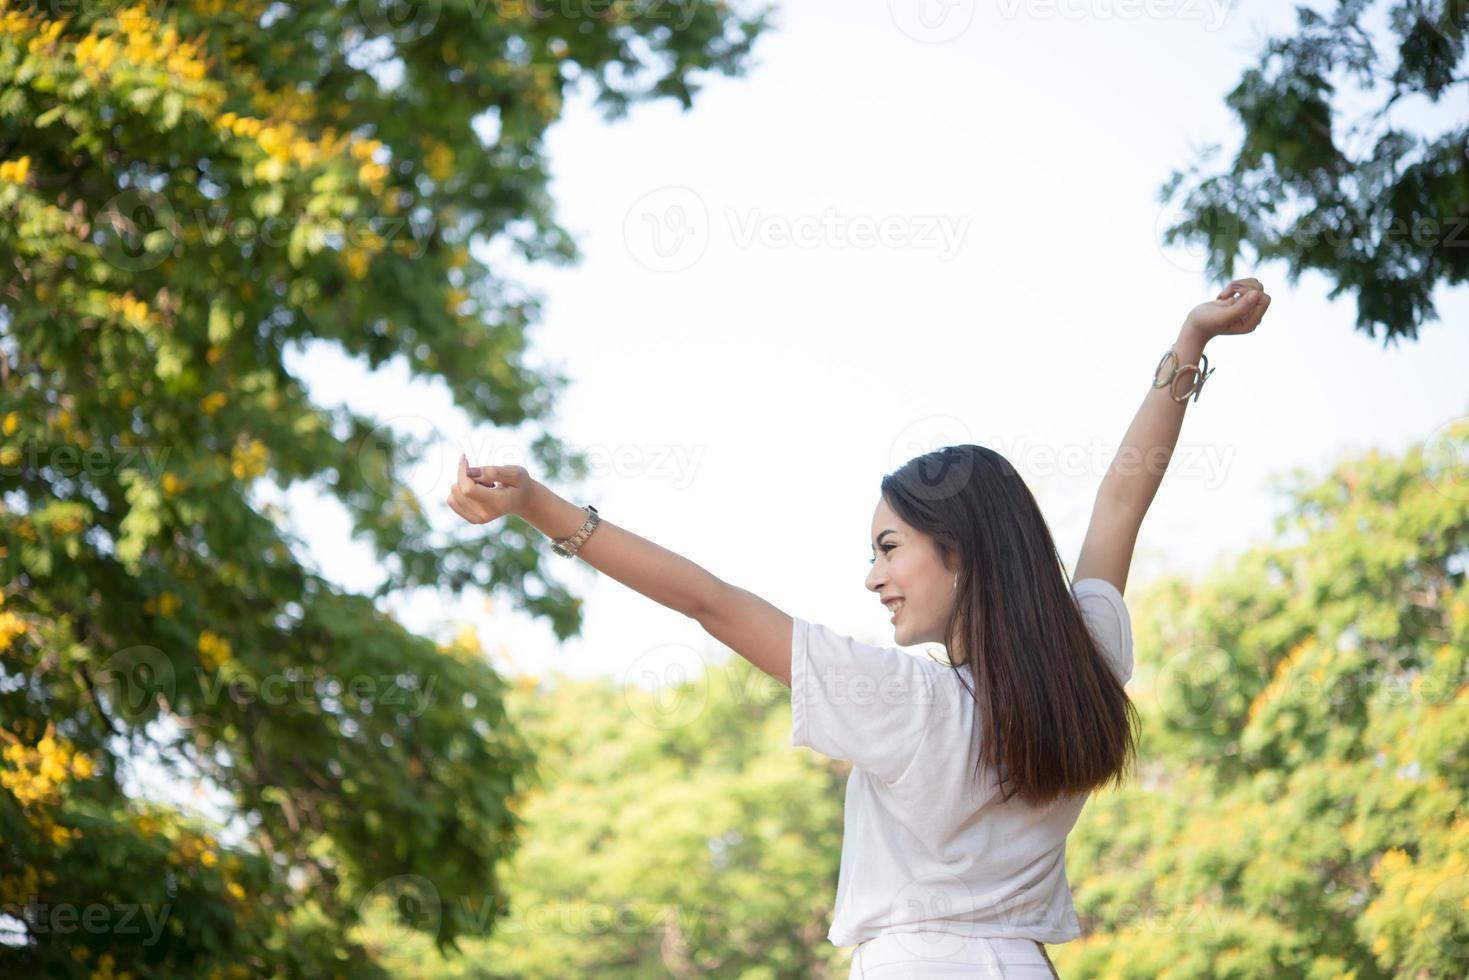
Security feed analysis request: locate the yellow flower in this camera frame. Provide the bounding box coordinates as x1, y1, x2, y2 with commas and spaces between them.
0, 610, 25, 652
200, 391, 229, 416
161, 474, 184, 496
230, 438, 268, 480
227, 880, 246, 900
423, 139, 455, 182
344, 247, 369, 280
0, 724, 93, 809
200, 849, 218, 867
197, 631, 233, 670
1, 412, 17, 435
107, 293, 150, 327
90, 949, 118, 980
0, 156, 30, 184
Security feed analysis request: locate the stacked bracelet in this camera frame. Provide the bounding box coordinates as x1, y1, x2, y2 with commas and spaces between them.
551, 504, 601, 558
1151, 347, 1215, 403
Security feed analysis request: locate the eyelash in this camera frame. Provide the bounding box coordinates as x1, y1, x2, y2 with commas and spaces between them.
868, 544, 895, 565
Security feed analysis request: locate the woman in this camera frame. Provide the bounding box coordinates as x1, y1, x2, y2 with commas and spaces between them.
447, 279, 1272, 977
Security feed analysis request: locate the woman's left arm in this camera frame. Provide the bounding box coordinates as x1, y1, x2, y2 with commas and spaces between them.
457, 462, 795, 686
1075, 277, 1271, 594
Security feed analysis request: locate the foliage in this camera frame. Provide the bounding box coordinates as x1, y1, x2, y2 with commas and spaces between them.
1060, 415, 1469, 978
0, 0, 769, 975
1160, 0, 1469, 345
375, 659, 857, 978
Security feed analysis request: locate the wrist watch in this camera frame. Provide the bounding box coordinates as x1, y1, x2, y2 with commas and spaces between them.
551, 505, 600, 558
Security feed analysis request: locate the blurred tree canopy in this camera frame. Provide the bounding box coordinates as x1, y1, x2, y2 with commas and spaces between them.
1160, 0, 1469, 345
1060, 418, 1469, 978
373, 658, 854, 979
0, 0, 768, 976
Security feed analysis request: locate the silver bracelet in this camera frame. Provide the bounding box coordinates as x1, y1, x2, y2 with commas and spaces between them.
551, 505, 600, 558
1152, 346, 1215, 403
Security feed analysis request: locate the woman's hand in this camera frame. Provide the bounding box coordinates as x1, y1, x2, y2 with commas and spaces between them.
446, 454, 537, 525
1184, 277, 1271, 341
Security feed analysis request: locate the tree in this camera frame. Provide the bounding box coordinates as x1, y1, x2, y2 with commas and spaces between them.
1160, 0, 1469, 346
0, 0, 770, 975
371, 660, 857, 978
1058, 415, 1469, 978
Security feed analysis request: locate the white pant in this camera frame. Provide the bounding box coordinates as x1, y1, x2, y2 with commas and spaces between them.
848, 931, 1061, 979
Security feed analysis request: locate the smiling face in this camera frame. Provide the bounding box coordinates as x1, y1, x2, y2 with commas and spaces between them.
865, 496, 960, 650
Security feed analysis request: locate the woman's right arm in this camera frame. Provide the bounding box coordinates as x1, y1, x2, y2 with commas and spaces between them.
451, 458, 796, 686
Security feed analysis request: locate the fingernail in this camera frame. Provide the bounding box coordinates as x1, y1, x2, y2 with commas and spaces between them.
467, 467, 482, 477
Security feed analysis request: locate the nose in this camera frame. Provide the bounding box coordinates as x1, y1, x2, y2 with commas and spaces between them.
865, 562, 882, 593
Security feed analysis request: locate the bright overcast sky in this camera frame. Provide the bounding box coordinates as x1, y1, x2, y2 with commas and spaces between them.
279, 0, 1469, 691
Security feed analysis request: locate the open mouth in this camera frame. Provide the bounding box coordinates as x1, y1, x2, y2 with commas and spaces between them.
886, 599, 904, 622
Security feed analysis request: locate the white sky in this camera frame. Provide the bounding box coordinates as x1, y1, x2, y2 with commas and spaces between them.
281, 0, 1469, 693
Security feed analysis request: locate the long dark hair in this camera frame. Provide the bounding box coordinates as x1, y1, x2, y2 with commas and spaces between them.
881, 444, 1140, 808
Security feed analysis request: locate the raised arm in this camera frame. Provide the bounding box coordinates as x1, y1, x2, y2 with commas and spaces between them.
1074, 278, 1271, 596
448, 460, 795, 686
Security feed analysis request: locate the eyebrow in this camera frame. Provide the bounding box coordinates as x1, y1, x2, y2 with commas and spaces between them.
871, 528, 898, 551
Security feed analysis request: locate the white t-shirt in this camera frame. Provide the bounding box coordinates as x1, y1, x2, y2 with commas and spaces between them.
789, 577, 1134, 948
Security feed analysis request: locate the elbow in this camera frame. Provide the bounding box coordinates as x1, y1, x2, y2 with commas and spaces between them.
683, 573, 727, 624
